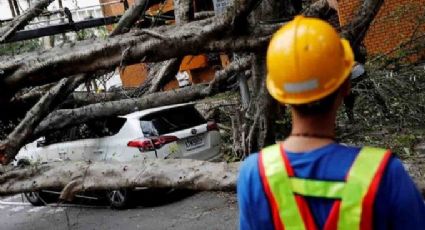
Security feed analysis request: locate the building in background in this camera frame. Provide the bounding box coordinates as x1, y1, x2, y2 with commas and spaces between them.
335, 0, 424, 60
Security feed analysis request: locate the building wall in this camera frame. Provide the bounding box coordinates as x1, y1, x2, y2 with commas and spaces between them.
337, 0, 425, 57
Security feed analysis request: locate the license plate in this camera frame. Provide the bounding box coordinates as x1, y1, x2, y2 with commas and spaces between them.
185, 135, 204, 150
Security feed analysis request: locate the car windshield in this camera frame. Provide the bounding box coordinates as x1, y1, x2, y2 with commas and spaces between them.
140, 105, 206, 137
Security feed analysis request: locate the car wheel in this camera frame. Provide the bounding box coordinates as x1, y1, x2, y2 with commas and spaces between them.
24, 191, 49, 206
106, 189, 132, 209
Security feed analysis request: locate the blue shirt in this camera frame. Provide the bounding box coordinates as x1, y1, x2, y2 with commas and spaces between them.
237, 143, 425, 229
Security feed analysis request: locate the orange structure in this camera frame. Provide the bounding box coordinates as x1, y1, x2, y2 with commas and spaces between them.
99, 0, 224, 89
336, 0, 425, 58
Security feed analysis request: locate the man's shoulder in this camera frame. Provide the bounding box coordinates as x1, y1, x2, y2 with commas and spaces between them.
239, 153, 260, 178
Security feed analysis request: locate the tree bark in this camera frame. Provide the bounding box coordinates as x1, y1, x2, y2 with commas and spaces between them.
174, 0, 194, 25
235, 0, 293, 157
0, 0, 54, 43
0, 76, 85, 164
10, 83, 56, 106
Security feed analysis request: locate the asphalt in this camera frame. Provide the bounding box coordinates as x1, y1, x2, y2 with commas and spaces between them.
0, 191, 238, 230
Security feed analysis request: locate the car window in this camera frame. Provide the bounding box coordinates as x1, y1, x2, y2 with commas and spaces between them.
140, 120, 159, 137
140, 105, 206, 136
44, 117, 126, 145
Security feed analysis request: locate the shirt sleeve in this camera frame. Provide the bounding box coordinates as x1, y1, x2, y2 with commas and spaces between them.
374, 156, 425, 229
237, 154, 274, 230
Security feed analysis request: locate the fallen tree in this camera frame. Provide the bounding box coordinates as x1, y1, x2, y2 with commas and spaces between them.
2, 0, 418, 202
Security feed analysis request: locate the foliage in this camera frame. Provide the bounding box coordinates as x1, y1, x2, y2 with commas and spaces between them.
0, 39, 40, 56
337, 64, 425, 158
75, 26, 109, 41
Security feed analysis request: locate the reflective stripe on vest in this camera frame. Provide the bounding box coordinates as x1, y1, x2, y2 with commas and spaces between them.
258, 144, 391, 230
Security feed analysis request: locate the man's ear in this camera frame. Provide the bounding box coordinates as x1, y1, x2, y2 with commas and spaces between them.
340, 79, 351, 97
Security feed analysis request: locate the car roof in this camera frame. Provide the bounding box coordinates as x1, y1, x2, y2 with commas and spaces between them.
120, 102, 196, 119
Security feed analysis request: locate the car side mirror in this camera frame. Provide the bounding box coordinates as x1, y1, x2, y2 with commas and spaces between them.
37, 139, 46, 147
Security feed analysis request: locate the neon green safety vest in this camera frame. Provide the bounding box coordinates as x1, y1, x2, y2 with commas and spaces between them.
258, 144, 391, 230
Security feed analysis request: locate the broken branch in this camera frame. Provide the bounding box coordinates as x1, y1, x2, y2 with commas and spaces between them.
0, 0, 55, 43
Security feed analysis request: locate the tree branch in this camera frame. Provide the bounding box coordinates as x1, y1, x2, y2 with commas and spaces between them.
110, 0, 149, 36
147, 58, 182, 94
0, 76, 85, 164
0, 0, 55, 43
302, 0, 332, 18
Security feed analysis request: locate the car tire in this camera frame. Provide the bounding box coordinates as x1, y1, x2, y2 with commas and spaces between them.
106, 189, 132, 209
24, 191, 52, 206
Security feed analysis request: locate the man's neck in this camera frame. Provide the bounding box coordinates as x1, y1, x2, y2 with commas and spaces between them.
282, 111, 336, 153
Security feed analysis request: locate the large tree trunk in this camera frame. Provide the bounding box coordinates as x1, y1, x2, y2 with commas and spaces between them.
228, 0, 295, 158
0, 159, 240, 200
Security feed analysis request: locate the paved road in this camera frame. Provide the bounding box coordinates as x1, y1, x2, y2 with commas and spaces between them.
0, 191, 238, 230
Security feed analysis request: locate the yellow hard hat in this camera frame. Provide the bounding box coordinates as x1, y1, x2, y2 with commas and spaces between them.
266, 16, 354, 105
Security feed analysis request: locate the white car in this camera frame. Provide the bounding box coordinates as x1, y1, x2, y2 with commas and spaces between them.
16, 103, 221, 208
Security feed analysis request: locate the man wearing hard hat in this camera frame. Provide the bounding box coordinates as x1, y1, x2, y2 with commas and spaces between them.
237, 16, 425, 230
